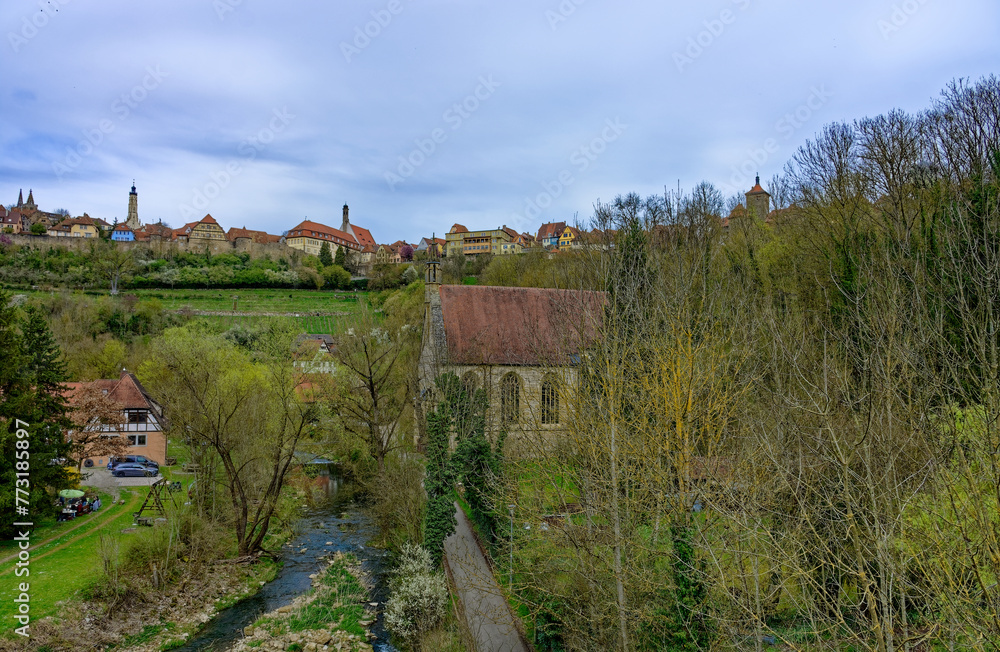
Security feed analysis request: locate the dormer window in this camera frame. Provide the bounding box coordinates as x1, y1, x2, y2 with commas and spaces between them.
128, 411, 147, 424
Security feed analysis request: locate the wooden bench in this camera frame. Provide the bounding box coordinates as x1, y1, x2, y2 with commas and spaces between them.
181, 463, 201, 474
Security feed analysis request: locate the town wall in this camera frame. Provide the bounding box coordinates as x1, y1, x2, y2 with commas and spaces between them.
7, 233, 303, 262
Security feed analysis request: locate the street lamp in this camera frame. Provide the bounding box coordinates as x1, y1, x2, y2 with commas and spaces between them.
508, 504, 516, 594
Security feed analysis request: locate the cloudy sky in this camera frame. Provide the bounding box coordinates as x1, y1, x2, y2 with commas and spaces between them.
2, 0, 997, 243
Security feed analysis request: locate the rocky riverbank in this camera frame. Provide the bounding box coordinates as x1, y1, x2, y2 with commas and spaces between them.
230, 552, 379, 652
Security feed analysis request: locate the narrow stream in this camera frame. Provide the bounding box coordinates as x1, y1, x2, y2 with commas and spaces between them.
172, 475, 398, 652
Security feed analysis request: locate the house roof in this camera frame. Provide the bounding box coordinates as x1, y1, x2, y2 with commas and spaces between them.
536, 221, 567, 240
449, 224, 468, 234
437, 285, 605, 366
288, 220, 360, 248
64, 371, 158, 411
350, 224, 376, 248
199, 214, 219, 224
227, 227, 281, 243
0, 205, 6, 217
172, 222, 197, 239
112, 223, 133, 232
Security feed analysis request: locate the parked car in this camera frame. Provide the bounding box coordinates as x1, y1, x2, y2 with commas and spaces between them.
112, 462, 155, 478
108, 455, 159, 472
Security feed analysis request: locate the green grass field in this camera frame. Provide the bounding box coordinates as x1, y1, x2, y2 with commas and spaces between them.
24, 288, 369, 335
31, 288, 368, 314
0, 488, 142, 629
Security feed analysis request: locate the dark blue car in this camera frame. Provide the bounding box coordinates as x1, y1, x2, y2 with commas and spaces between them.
113, 462, 155, 478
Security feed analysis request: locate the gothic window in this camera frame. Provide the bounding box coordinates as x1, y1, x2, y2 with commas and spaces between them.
541, 374, 559, 425
500, 372, 521, 426
462, 372, 479, 397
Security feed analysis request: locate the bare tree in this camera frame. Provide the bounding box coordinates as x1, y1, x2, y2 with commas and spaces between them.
67, 382, 131, 470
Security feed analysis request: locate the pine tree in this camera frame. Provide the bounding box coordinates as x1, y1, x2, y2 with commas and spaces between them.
319, 241, 334, 267
0, 297, 73, 538
334, 244, 347, 268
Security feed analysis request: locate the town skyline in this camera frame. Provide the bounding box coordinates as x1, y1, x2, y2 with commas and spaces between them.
3, 1, 998, 243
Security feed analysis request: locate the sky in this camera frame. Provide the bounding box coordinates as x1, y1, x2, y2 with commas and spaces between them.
1, 0, 997, 244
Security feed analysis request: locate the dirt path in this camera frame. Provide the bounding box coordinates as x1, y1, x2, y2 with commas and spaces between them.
0, 492, 138, 570
444, 503, 528, 652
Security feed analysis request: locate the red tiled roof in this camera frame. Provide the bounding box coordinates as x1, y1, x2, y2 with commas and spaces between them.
288, 220, 360, 249
438, 285, 605, 366
227, 227, 281, 243
350, 225, 376, 248
501, 226, 519, 240
747, 183, 768, 195
450, 224, 468, 234
536, 221, 566, 240
62, 372, 155, 411
113, 223, 133, 232
200, 214, 219, 224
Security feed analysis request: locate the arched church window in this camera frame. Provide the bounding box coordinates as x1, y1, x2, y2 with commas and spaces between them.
541, 374, 559, 425
500, 372, 521, 426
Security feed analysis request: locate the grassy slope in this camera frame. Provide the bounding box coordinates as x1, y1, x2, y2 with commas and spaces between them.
0, 488, 142, 627
24, 288, 366, 313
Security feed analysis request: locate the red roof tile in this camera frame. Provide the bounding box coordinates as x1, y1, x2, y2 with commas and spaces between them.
288, 220, 360, 249
438, 285, 605, 365
450, 224, 468, 234
536, 221, 566, 240
350, 225, 376, 248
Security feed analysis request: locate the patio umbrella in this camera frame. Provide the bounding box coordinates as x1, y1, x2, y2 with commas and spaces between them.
58, 489, 85, 499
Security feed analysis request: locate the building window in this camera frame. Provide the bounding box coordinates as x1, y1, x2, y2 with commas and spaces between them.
462, 371, 479, 397
128, 411, 147, 424
500, 373, 521, 426
128, 434, 147, 446
541, 375, 559, 425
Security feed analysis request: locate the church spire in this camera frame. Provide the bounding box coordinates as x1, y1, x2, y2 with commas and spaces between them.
26, 189, 34, 206
17, 189, 23, 207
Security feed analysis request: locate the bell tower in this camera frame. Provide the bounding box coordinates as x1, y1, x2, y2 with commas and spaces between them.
126, 181, 140, 229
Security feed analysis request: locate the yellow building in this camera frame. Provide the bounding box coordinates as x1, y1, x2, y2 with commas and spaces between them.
558, 225, 581, 250
47, 214, 102, 238
445, 223, 468, 257
446, 223, 518, 256
188, 214, 227, 242
286, 220, 361, 256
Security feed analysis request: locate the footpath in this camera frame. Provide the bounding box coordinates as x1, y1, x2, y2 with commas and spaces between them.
443, 503, 528, 652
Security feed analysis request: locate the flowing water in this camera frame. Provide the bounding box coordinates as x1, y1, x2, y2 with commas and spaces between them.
172, 475, 398, 651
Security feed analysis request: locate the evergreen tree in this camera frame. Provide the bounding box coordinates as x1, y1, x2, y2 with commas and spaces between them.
0, 296, 73, 538
319, 241, 334, 267
334, 244, 347, 268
